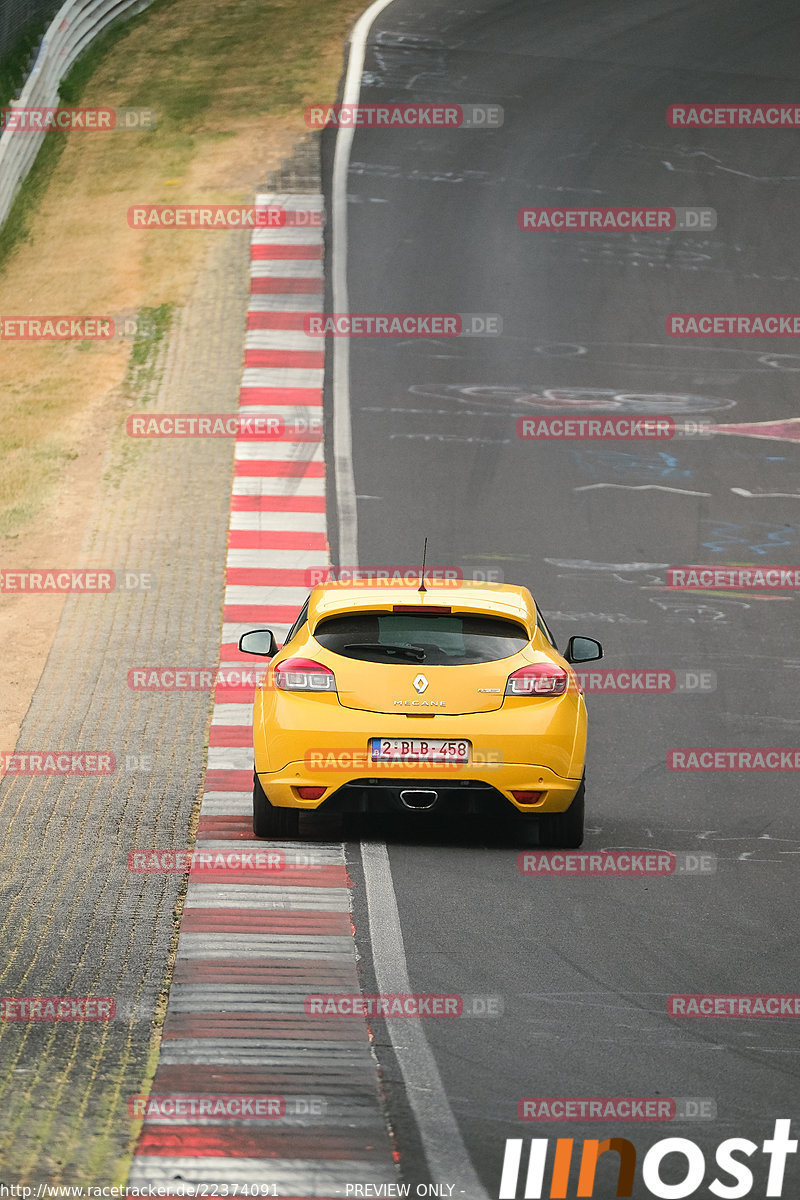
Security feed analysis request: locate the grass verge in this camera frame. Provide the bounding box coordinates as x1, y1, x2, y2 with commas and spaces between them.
0, 0, 365, 538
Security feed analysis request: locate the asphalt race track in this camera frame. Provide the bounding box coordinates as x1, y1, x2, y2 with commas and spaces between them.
1, 0, 798, 1194
320, 0, 800, 1194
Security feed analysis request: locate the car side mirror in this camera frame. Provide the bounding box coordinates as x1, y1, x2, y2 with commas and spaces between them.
564, 636, 603, 664
238, 629, 278, 657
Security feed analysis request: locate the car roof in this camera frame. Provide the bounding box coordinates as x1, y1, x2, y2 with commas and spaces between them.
307, 578, 537, 631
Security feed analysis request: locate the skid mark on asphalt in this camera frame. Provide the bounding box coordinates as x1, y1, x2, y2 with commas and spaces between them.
128, 194, 397, 1194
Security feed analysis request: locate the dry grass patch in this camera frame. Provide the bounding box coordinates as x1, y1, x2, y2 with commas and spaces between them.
0, 0, 365, 750
0, 0, 365, 538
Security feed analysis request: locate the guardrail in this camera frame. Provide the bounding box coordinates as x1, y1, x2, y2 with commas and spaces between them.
0, 0, 154, 231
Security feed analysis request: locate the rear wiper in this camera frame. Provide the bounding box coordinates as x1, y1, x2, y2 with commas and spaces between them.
344, 642, 426, 662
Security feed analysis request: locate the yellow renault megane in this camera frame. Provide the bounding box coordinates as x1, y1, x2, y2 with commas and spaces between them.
239, 579, 602, 846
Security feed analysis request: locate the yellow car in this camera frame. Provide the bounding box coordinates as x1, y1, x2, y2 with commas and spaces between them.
239, 579, 602, 846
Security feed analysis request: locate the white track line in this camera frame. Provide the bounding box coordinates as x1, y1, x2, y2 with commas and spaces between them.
361, 841, 491, 1198
248, 294, 323, 312
574, 483, 712, 496
225, 548, 323, 568
130, 1157, 390, 1191
231, 477, 326, 497
241, 366, 324, 387
245, 331, 324, 350
250, 260, 324, 277
731, 488, 800, 499
223, 585, 309, 607
234, 442, 323, 461
331, 0, 398, 567
229, 511, 327, 531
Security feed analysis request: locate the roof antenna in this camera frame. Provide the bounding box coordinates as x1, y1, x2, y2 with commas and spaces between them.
418, 536, 428, 594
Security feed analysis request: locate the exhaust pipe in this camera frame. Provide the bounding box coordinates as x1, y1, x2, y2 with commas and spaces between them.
399, 788, 439, 811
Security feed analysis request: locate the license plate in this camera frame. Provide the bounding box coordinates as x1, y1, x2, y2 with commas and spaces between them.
370, 737, 470, 763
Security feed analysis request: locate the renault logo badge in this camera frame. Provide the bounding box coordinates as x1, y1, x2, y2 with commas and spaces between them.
412, 673, 429, 694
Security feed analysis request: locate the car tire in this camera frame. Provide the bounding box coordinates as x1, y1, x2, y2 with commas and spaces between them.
253, 771, 300, 838
536, 780, 585, 848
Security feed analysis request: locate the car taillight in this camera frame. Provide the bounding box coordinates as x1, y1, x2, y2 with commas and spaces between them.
505, 663, 568, 697
274, 658, 337, 692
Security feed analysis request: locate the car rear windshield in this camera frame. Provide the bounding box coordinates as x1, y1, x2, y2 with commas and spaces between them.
313, 611, 530, 666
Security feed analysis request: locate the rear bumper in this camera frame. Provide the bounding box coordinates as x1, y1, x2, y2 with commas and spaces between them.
255, 762, 583, 814
254, 691, 587, 813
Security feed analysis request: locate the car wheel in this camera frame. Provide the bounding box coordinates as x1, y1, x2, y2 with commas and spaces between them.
536, 780, 585, 849
253, 771, 300, 838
